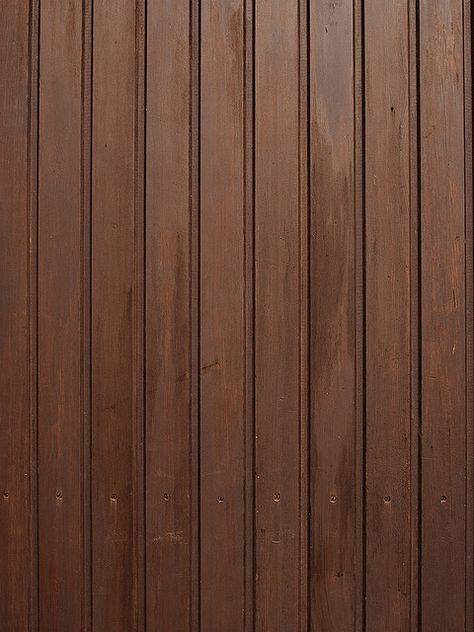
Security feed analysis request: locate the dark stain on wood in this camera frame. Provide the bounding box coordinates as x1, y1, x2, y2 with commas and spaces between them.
0, 1, 473, 631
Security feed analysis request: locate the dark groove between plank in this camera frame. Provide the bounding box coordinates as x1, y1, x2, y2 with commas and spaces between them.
298, 0, 309, 629
354, 0, 366, 629
142, 1, 148, 630
134, 1, 146, 631
412, 0, 423, 632
415, 1, 423, 630
88, 0, 94, 626
463, 1, 474, 629
244, 0, 255, 630
409, 1, 420, 630
305, 1, 311, 629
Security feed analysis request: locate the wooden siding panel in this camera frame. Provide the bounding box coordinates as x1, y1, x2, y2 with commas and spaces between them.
91, 2, 144, 629
254, 2, 302, 630
200, 1, 246, 630
0, 3, 472, 630
37, 2, 85, 630
0, 3, 35, 630
420, 1, 468, 630
145, 2, 192, 630
365, 1, 412, 630
310, 1, 357, 629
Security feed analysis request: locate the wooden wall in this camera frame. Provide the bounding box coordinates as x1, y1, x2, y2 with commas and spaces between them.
0, 1, 473, 631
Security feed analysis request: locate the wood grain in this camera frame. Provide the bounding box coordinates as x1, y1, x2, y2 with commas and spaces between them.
420, 1, 467, 630
91, 2, 143, 629
0, 3, 34, 630
254, 2, 301, 630
365, 1, 412, 630
0, 3, 472, 630
310, 1, 357, 628
37, 2, 84, 629
146, 1, 192, 630
200, 1, 246, 629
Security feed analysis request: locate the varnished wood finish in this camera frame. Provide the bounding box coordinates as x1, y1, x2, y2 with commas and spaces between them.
1, 2, 473, 630
91, 2, 144, 630
420, 1, 469, 630
310, 1, 357, 629
365, 1, 412, 629
0, 2, 34, 630
200, 2, 246, 631
254, 2, 302, 630
38, 2, 84, 630
146, 1, 192, 630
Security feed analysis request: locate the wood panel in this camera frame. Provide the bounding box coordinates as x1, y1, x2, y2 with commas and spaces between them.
145, 1, 192, 631
0, 3, 473, 631
200, 1, 246, 630
420, 1, 469, 630
91, 1, 144, 629
254, 2, 303, 630
0, 2, 35, 630
310, 0, 357, 629
37, 2, 84, 630
365, 1, 412, 629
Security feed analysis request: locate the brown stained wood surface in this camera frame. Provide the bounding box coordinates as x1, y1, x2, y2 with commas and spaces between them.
310, 1, 357, 629
200, 2, 246, 631
420, 1, 468, 630
0, 2, 32, 630
0, 2, 473, 631
365, 1, 412, 629
91, 2, 143, 630
37, 2, 84, 630
145, 1, 192, 630
254, 1, 301, 630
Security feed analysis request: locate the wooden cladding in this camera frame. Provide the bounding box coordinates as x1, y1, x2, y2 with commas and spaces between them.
0, 1, 473, 631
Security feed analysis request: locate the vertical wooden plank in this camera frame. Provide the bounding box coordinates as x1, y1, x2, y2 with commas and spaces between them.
91, 2, 143, 629
309, 0, 357, 629
0, 2, 35, 630
37, 3, 84, 629
364, 1, 412, 629
145, 1, 192, 629
200, 1, 245, 629
419, 1, 467, 630
254, 2, 301, 629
